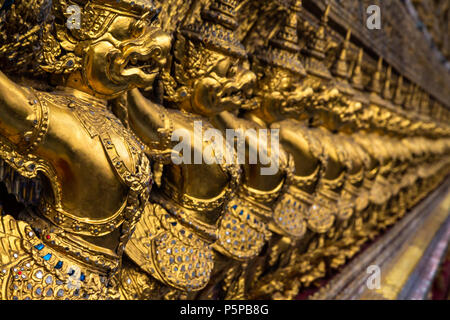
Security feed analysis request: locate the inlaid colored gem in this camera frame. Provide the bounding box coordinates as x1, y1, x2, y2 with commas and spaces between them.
42, 253, 52, 261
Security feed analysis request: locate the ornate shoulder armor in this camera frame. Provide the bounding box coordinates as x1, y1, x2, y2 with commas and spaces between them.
0, 88, 52, 191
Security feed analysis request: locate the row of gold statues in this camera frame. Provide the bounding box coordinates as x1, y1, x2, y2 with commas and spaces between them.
0, 0, 449, 300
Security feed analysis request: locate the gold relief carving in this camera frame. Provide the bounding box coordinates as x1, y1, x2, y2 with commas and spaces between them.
0, 0, 448, 300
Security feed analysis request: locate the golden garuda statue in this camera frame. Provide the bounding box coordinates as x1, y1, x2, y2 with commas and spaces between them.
0, 0, 449, 300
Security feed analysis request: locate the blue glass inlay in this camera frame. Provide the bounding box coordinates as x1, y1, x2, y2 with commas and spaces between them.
239, 210, 243, 215
232, 205, 238, 210
68, 269, 75, 276
42, 253, 52, 261
34, 243, 44, 251
246, 214, 250, 220
54, 261, 63, 269
80, 273, 85, 281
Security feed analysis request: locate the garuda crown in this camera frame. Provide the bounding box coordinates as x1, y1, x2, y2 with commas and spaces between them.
180, 0, 247, 58
0, 0, 159, 74
255, 0, 306, 76
58, 0, 159, 41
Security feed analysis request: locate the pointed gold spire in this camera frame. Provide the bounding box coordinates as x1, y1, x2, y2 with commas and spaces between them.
258, 0, 306, 75
403, 82, 416, 109
303, 4, 332, 79
382, 65, 392, 100
181, 0, 246, 58
369, 57, 383, 94
420, 90, 430, 113
393, 74, 404, 105
305, 3, 330, 60
412, 85, 422, 110
270, 0, 302, 51
331, 29, 351, 80
351, 48, 364, 90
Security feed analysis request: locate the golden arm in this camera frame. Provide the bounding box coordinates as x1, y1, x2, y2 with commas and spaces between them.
213, 110, 252, 132
0, 71, 37, 145
127, 88, 171, 150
